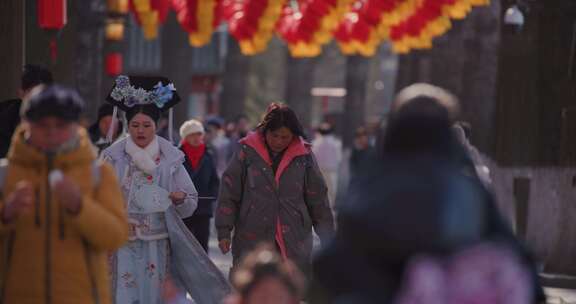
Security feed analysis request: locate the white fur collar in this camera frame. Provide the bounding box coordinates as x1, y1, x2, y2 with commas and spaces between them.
125, 136, 160, 175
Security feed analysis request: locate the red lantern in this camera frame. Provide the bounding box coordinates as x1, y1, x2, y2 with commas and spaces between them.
106, 53, 123, 76
38, 0, 67, 30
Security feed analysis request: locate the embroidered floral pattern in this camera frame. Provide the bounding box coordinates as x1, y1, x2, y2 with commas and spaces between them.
110, 75, 176, 108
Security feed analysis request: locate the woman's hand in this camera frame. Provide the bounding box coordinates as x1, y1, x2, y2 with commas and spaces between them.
169, 191, 187, 205
219, 239, 231, 254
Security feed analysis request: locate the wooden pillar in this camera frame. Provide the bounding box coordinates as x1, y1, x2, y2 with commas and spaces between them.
343, 55, 369, 147
0, 0, 24, 101
161, 11, 193, 127
220, 35, 250, 122
285, 54, 317, 131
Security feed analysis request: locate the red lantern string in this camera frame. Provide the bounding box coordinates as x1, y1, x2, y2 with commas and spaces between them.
49, 39, 58, 62
38, 0, 67, 63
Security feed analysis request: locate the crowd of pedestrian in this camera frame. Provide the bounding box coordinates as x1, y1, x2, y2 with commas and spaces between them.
0, 65, 545, 304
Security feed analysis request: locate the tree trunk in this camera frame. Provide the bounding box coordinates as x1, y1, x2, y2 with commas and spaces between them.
285, 54, 317, 132
75, 0, 106, 119
0, 0, 24, 101
220, 34, 250, 122
343, 55, 369, 147
161, 11, 193, 127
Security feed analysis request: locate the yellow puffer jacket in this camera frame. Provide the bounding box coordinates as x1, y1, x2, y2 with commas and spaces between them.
0, 128, 128, 304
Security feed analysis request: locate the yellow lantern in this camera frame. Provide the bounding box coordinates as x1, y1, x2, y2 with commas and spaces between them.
105, 19, 125, 41
107, 0, 129, 14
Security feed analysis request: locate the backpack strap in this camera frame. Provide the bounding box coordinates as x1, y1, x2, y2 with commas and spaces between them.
0, 159, 13, 304
91, 160, 102, 188
0, 159, 8, 199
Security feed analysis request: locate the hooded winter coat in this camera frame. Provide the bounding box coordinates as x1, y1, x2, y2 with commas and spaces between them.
215, 132, 335, 272
0, 127, 128, 304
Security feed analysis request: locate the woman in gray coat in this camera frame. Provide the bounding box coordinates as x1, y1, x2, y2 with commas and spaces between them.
215, 103, 335, 273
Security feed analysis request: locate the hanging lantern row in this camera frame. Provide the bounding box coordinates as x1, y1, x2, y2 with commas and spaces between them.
224, 0, 287, 55
171, 0, 222, 47
389, 0, 490, 53
130, 0, 171, 40
121, 0, 490, 57
277, 0, 355, 57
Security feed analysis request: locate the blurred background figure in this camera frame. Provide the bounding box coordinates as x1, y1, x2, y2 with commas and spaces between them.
349, 126, 375, 181
224, 244, 305, 304
312, 122, 342, 217
179, 119, 220, 253
216, 103, 334, 275
157, 113, 181, 145
0, 64, 53, 158
228, 114, 251, 156
311, 83, 544, 304
88, 103, 123, 154
205, 117, 232, 177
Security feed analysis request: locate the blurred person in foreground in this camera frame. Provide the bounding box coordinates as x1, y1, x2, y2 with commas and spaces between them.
311, 83, 545, 304
312, 123, 342, 217
216, 103, 335, 275
0, 85, 128, 304
179, 119, 220, 253
0, 64, 54, 158
224, 244, 305, 304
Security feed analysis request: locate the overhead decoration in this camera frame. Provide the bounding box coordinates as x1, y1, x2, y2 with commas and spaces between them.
277, 0, 354, 58
225, 0, 287, 55
119, 0, 490, 56
130, 0, 171, 39
172, 0, 222, 47
388, 0, 491, 53
333, 0, 390, 57
107, 0, 130, 14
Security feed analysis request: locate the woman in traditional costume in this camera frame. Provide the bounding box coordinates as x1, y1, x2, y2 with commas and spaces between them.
102, 75, 230, 304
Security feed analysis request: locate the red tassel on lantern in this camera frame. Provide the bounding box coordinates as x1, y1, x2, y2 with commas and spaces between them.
38, 0, 67, 30
106, 53, 123, 76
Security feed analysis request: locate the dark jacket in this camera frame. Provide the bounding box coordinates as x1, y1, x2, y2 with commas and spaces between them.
312, 154, 545, 304
0, 99, 21, 158
215, 132, 335, 271
181, 146, 220, 217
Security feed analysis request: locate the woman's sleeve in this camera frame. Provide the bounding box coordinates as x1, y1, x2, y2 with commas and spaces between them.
215, 149, 245, 241
305, 152, 335, 243
172, 164, 198, 218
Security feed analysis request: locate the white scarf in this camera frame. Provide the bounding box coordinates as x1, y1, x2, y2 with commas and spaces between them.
125, 136, 160, 175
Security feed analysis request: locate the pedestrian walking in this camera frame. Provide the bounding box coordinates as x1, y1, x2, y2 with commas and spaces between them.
0, 85, 128, 304
312, 122, 342, 216
215, 103, 335, 274
88, 103, 123, 155
102, 75, 230, 304
179, 119, 219, 253
205, 117, 232, 177
0, 64, 53, 158
311, 83, 544, 304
